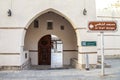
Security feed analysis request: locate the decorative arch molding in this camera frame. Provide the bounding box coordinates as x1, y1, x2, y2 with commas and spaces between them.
22, 8, 78, 49
22, 8, 79, 66
25, 8, 76, 29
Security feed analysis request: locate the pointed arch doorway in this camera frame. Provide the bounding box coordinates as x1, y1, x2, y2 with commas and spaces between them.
38, 35, 51, 65
24, 9, 78, 68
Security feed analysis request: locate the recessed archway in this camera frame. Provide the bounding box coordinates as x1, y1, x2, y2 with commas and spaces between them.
24, 9, 78, 68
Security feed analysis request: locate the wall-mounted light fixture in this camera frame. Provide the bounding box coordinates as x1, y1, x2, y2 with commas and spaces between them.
83, 8, 87, 16
8, 9, 12, 16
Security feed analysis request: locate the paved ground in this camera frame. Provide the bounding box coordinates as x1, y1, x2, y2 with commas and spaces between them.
0, 59, 120, 80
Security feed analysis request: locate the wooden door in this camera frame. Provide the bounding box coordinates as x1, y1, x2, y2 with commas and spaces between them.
38, 35, 51, 65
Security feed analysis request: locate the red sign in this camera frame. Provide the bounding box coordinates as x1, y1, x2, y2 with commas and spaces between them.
88, 21, 117, 31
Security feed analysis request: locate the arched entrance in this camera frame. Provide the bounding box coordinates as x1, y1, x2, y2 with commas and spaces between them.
38, 35, 63, 67
24, 9, 78, 68
38, 35, 51, 65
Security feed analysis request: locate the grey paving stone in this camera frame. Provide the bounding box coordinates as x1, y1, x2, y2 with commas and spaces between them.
0, 59, 120, 80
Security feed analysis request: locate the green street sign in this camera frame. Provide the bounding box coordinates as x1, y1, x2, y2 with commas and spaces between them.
81, 41, 97, 46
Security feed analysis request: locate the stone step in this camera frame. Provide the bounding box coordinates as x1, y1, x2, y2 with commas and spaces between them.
29, 65, 71, 70
96, 61, 111, 68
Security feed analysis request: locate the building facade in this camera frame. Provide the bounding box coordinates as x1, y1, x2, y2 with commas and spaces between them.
0, 0, 97, 70
97, 4, 120, 58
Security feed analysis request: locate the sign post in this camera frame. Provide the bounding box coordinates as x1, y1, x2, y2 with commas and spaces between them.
101, 32, 104, 76
81, 41, 96, 70
88, 21, 117, 76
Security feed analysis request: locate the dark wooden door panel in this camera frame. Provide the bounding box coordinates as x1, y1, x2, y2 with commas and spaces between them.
38, 35, 51, 65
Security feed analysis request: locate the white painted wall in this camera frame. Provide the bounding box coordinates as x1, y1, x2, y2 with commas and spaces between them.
0, 29, 23, 53
29, 52, 38, 65
21, 51, 29, 65
0, 55, 21, 66
64, 52, 78, 65
0, 0, 96, 28
97, 8, 120, 56
97, 35, 120, 55
51, 52, 63, 68
0, 29, 25, 66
